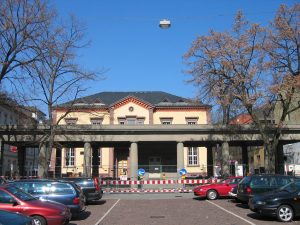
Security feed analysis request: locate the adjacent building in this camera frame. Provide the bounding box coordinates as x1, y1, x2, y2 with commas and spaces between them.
0, 95, 45, 177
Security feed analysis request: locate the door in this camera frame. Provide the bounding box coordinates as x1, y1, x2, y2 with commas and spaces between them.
0, 190, 21, 214
118, 160, 128, 178
116, 149, 128, 179
149, 157, 161, 173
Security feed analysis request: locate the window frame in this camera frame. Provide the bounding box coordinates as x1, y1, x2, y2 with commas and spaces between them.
90, 117, 103, 125
186, 117, 198, 125
160, 117, 173, 125
187, 147, 199, 166
65, 148, 75, 167
64, 118, 78, 125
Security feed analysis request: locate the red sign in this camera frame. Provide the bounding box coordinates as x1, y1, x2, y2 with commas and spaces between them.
10, 146, 18, 153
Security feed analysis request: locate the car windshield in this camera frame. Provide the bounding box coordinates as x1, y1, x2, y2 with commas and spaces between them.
6, 186, 37, 201
217, 179, 229, 184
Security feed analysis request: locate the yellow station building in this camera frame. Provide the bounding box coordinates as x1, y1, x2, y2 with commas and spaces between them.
52, 91, 211, 179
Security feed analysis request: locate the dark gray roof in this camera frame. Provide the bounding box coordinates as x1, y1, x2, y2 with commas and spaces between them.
57, 91, 209, 108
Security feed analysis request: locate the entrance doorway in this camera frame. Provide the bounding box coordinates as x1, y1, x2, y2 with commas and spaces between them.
149, 157, 161, 177
115, 148, 128, 180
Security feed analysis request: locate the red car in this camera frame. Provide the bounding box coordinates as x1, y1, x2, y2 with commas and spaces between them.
194, 176, 243, 200
0, 184, 71, 225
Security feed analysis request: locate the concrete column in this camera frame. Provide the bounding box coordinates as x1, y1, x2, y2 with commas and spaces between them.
177, 142, 184, 176
92, 147, 99, 178
17, 146, 26, 177
109, 148, 114, 177
242, 145, 249, 176
129, 142, 138, 181
221, 142, 230, 177
83, 142, 92, 177
206, 145, 213, 177
38, 144, 48, 178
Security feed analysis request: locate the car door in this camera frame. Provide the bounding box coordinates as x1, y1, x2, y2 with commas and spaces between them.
291, 181, 300, 216
47, 182, 75, 206
0, 190, 21, 214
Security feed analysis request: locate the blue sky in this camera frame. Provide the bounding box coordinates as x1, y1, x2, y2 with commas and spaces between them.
53, 0, 297, 101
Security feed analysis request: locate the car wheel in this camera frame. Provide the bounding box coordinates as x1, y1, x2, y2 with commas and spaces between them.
207, 190, 218, 200
32, 215, 47, 225
277, 205, 294, 222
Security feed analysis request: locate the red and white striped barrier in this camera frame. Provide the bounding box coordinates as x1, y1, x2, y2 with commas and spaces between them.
100, 179, 220, 185
103, 188, 193, 193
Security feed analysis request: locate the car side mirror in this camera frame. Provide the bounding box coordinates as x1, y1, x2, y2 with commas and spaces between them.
12, 200, 18, 206
298, 192, 300, 196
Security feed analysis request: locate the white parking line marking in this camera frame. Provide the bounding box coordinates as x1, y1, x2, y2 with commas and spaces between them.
206, 200, 256, 225
95, 199, 120, 225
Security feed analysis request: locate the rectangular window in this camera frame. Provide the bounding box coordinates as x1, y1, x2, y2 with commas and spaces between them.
65, 148, 75, 167
126, 117, 136, 125
65, 118, 77, 125
90, 118, 103, 125
186, 117, 198, 125
137, 118, 145, 125
118, 118, 125, 125
160, 118, 173, 125
188, 147, 198, 166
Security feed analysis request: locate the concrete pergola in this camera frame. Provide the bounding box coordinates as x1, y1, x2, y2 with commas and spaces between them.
1, 124, 300, 179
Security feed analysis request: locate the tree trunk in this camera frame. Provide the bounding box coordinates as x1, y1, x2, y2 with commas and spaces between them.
264, 143, 275, 174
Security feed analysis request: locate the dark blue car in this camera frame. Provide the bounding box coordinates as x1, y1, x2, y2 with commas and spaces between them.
11, 179, 85, 216
0, 210, 34, 225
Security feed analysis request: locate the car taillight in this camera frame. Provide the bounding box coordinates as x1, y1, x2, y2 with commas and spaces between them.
94, 178, 99, 191
73, 197, 80, 204
246, 186, 252, 194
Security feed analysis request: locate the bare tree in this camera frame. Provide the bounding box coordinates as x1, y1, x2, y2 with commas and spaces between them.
0, 0, 53, 89
28, 16, 98, 178
184, 4, 299, 173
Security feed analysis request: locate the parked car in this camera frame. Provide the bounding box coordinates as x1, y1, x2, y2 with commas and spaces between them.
0, 210, 34, 225
249, 180, 300, 222
11, 179, 85, 215
58, 177, 103, 203
194, 176, 243, 200
228, 185, 238, 198
237, 174, 295, 203
0, 184, 71, 225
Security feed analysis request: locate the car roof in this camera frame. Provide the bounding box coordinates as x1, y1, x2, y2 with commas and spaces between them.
246, 174, 295, 178
13, 179, 54, 182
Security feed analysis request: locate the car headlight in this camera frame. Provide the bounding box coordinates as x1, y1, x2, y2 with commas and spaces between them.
256, 201, 266, 205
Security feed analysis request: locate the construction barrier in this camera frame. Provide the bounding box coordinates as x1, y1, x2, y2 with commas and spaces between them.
100, 179, 221, 185
103, 188, 193, 193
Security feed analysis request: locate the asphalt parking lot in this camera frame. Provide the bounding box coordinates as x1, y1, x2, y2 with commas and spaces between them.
70, 193, 300, 225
